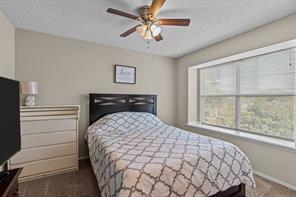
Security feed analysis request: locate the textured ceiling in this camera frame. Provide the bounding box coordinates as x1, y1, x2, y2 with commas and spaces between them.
0, 0, 296, 58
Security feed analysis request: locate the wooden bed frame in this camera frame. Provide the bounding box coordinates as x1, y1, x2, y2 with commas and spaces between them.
89, 93, 157, 125
89, 93, 246, 197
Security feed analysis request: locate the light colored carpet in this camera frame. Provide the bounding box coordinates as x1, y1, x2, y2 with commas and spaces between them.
19, 160, 296, 197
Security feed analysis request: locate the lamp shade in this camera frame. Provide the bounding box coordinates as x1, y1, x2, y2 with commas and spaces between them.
21, 81, 38, 95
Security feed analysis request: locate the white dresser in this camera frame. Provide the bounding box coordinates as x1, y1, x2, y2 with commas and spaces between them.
8, 105, 80, 181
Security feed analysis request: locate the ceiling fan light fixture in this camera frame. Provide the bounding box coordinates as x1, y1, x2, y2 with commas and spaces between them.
151, 24, 161, 37
136, 25, 147, 37
144, 29, 153, 40
107, 0, 191, 42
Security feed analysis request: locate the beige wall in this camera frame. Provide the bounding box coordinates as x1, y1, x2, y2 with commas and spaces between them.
15, 29, 177, 158
177, 13, 296, 188
0, 10, 15, 79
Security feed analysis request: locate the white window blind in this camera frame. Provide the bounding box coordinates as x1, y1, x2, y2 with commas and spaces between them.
201, 63, 235, 96
239, 50, 296, 95
200, 48, 296, 140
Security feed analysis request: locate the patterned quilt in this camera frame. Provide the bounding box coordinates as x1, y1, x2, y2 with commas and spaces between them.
87, 112, 255, 197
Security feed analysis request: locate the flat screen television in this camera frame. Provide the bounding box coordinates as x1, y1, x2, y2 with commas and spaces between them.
0, 76, 20, 180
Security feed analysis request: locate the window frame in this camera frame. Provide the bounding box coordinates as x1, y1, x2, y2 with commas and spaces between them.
195, 40, 296, 143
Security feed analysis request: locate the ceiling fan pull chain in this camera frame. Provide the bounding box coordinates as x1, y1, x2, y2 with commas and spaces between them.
146, 41, 150, 49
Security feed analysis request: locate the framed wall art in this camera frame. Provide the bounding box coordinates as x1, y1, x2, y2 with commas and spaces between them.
114, 65, 136, 84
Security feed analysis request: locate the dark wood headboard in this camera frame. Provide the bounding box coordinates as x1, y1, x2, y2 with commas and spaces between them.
89, 94, 157, 125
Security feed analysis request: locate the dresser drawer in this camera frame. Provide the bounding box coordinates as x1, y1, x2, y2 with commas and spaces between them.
21, 130, 76, 149
11, 155, 76, 178
21, 119, 76, 135
10, 143, 76, 165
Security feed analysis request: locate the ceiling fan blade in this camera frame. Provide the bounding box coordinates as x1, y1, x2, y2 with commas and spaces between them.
154, 34, 163, 42
120, 25, 140, 37
158, 19, 190, 26
149, 0, 166, 17
107, 8, 139, 20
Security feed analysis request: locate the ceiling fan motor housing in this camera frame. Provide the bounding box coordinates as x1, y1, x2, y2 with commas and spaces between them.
139, 6, 155, 22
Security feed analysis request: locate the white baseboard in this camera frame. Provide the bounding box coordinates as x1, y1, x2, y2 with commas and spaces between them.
253, 170, 296, 191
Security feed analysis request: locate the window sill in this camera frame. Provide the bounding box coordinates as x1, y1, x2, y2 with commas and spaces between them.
187, 122, 296, 152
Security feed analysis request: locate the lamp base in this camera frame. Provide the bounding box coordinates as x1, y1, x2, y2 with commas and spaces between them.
25, 95, 36, 106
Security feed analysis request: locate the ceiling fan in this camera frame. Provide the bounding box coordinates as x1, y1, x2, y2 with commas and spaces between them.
106, 0, 190, 42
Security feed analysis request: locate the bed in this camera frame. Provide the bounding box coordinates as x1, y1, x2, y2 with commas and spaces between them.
86, 93, 255, 197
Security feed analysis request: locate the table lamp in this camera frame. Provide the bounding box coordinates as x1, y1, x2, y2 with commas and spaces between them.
21, 81, 38, 106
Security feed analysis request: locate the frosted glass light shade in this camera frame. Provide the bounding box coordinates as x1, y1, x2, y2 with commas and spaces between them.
136, 25, 147, 37
21, 81, 38, 95
151, 24, 161, 37
144, 30, 152, 40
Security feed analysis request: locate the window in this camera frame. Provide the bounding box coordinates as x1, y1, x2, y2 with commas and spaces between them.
200, 49, 296, 141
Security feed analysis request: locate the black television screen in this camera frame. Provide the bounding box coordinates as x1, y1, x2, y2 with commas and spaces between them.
0, 76, 20, 166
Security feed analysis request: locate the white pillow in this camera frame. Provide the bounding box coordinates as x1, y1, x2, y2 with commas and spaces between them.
92, 112, 162, 132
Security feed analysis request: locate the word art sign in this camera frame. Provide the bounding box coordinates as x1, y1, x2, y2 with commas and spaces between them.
114, 65, 136, 84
